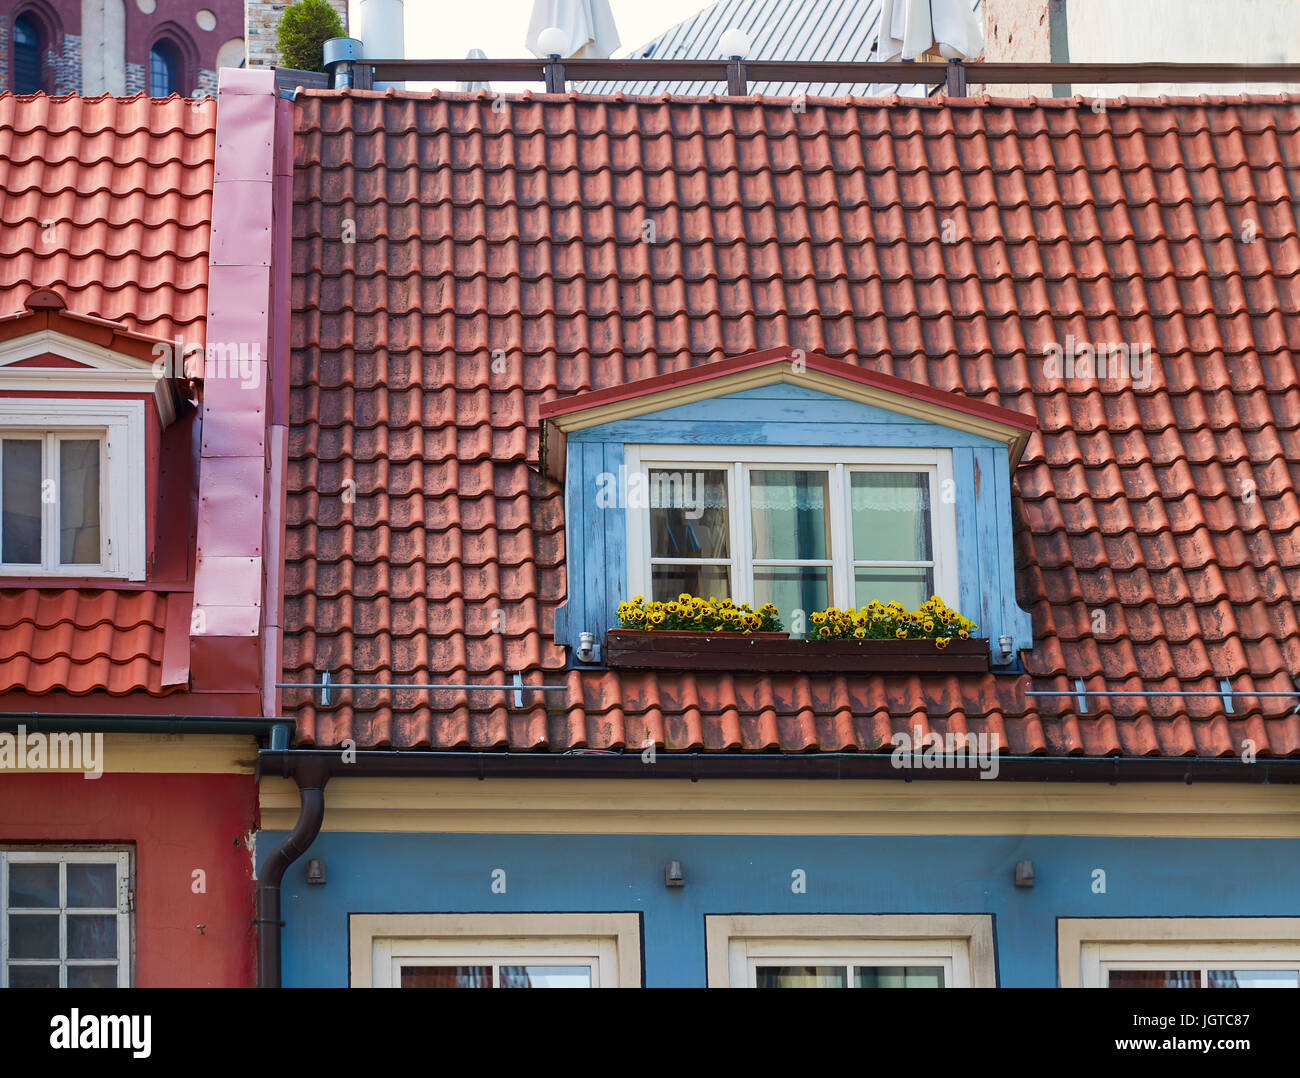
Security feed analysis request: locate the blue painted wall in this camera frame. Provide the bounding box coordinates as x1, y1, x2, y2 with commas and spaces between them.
265, 832, 1300, 987
555, 382, 1033, 662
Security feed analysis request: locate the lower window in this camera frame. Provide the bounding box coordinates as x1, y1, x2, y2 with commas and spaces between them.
706, 914, 995, 988
1, 849, 132, 988
351, 913, 642, 988
1059, 918, 1300, 988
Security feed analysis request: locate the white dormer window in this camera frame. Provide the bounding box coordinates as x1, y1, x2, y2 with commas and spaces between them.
625, 446, 959, 625
0, 401, 146, 578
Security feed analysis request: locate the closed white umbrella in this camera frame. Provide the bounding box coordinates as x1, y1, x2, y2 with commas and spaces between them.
457, 48, 492, 93
877, 0, 983, 61
526, 0, 621, 60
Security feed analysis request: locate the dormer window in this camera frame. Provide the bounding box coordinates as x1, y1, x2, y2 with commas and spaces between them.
0, 290, 184, 581
542, 348, 1037, 667
626, 446, 958, 626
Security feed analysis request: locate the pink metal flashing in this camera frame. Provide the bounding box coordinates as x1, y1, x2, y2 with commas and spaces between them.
190, 68, 292, 716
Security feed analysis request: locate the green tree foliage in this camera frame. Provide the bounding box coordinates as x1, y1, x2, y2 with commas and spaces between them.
276, 0, 345, 72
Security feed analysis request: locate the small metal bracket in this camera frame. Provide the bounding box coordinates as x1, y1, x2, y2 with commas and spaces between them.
511, 672, 524, 709
1219, 678, 1235, 715
1073, 677, 1090, 715
320, 670, 332, 708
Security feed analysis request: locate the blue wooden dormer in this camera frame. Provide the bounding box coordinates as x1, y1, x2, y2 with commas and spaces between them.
540, 349, 1036, 668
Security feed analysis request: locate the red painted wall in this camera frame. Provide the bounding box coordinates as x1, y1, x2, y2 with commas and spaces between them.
0, 771, 257, 987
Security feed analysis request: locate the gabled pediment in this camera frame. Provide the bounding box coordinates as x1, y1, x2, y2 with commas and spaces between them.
0, 291, 185, 426
539, 348, 1037, 481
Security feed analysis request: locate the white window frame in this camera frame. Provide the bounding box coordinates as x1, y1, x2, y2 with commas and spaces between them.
350, 913, 642, 988
625, 445, 959, 610
1059, 918, 1300, 988
705, 914, 996, 988
1, 849, 133, 988
0, 399, 145, 579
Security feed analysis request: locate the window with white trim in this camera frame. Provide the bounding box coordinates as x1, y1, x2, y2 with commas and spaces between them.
352, 913, 642, 988
1060, 918, 1300, 988
0, 401, 146, 578
706, 914, 995, 988
1, 849, 132, 988
626, 446, 958, 626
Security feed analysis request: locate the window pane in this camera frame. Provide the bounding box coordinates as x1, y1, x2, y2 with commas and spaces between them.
149, 43, 178, 96
851, 472, 932, 561
400, 965, 494, 988
753, 565, 829, 629
854, 566, 934, 609
1208, 970, 1300, 988
2, 438, 42, 564
8, 913, 59, 959
755, 965, 847, 988
67, 914, 117, 959
8, 964, 59, 987
67, 965, 118, 988
8, 862, 59, 908
13, 15, 43, 95
1108, 969, 1202, 988
649, 469, 728, 559
650, 563, 730, 601
499, 965, 592, 988
750, 470, 829, 560
67, 863, 117, 909
59, 439, 101, 564
854, 965, 945, 988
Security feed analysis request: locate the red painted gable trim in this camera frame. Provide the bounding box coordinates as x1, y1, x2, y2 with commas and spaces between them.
0, 304, 175, 365
538, 347, 1039, 432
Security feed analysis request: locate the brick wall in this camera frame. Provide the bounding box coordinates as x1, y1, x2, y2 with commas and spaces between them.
246, 0, 349, 69
0, 16, 84, 95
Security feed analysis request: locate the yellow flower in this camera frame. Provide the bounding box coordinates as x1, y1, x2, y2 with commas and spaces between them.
935, 636, 950, 649
853, 628, 865, 638
923, 619, 935, 633
895, 628, 906, 639
818, 626, 831, 638
632, 595, 644, 604
958, 628, 969, 639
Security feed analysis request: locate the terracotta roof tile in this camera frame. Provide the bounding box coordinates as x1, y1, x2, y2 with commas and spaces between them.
0, 92, 214, 343
0, 93, 215, 700
285, 91, 1300, 757
0, 589, 187, 696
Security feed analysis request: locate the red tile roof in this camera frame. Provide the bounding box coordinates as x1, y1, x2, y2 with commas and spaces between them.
285, 90, 1300, 758
0, 92, 215, 344
0, 92, 215, 700
0, 589, 190, 697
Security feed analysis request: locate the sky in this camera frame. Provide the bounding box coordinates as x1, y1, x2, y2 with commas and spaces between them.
347, 0, 714, 61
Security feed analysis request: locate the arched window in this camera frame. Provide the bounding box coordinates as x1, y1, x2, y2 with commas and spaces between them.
148, 40, 180, 96
12, 13, 44, 94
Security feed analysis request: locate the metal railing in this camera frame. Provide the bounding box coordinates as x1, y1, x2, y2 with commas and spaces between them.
324, 57, 1300, 97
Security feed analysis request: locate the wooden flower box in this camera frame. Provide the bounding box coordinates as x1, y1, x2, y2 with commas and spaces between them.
604, 629, 989, 674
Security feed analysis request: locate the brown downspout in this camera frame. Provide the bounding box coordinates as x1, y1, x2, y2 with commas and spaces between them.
256, 758, 329, 988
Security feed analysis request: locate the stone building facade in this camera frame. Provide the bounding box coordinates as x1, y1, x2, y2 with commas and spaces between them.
1, 0, 249, 96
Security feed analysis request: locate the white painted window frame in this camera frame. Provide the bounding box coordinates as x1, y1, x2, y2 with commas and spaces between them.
0, 849, 133, 988
705, 914, 996, 988
1059, 917, 1300, 988
350, 913, 642, 988
0, 399, 146, 579
625, 445, 959, 610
